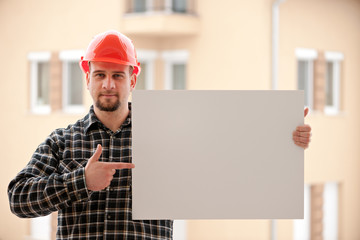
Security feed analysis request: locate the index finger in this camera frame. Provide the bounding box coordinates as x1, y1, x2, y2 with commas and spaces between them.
102, 162, 135, 170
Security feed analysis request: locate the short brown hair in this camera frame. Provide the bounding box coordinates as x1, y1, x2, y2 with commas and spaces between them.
88, 61, 134, 75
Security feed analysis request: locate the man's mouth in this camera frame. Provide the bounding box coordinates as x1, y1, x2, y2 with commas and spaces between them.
100, 93, 118, 98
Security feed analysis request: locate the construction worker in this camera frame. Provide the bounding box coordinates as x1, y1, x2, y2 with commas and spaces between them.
8, 30, 311, 239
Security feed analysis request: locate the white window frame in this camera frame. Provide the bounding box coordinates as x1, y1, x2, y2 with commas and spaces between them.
293, 184, 310, 240
324, 52, 343, 115
126, 0, 183, 15
173, 220, 187, 240
137, 49, 158, 90
28, 51, 51, 114
131, 0, 153, 14
59, 50, 85, 114
161, 50, 189, 90
323, 182, 339, 240
29, 214, 51, 240
293, 182, 339, 240
295, 48, 318, 110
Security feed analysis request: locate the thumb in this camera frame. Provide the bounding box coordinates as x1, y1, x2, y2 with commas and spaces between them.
89, 144, 102, 163
304, 107, 309, 118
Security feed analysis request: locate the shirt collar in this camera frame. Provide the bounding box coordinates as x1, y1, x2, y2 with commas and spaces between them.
84, 103, 132, 134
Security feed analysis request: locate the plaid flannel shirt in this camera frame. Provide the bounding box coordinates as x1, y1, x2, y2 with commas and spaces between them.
8, 104, 173, 240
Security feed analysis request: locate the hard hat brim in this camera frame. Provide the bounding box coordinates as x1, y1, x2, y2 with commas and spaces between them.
80, 58, 140, 75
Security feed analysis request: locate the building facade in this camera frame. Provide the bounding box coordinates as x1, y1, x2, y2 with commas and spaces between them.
1, 0, 360, 239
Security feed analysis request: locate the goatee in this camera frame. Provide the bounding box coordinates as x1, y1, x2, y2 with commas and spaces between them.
95, 100, 121, 112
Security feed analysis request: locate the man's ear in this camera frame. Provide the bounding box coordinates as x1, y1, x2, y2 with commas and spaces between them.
130, 74, 137, 91
86, 72, 90, 89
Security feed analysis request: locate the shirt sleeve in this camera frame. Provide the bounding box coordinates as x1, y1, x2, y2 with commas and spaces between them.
7, 131, 91, 218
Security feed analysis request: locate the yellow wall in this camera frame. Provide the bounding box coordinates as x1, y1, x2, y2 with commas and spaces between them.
277, 0, 360, 239
1, 0, 360, 239
187, 220, 270, 240
0, 0, 123, 239
188, 0, 272, 90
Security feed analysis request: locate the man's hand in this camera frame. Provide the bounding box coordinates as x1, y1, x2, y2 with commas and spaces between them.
85, 144, 135, 191
293, 108, 312, 149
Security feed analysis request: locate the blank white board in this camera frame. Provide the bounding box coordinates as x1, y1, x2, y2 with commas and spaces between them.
132, 90, 304, 220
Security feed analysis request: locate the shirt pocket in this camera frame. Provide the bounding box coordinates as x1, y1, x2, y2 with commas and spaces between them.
58, 158, 87, 174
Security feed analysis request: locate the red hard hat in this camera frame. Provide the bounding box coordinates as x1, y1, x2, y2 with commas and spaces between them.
80, 30, 140, 76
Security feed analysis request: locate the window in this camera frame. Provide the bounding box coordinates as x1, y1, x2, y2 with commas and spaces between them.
323, 182, 339, 239
297, 61, 312, 107
30, 214, 51, 239
295, 48, 317, 109
325, 52, 343, 115
136, 62, 147, 90
172, 0, 187, 13
162, 50, 189, 90
28, 52, 51, 114
172, 63, 186, 89
133, 0, 147, 12
59, 50, 85, 113
173, 220, 187, 240
136, 50, 157, 90
293, 182, 339, 240
293, 184, 310, 240
126, 0, 193, 14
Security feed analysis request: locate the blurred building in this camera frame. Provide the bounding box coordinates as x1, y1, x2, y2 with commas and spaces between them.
1, 0, 360, 239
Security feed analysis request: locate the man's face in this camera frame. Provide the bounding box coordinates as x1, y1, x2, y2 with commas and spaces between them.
86, 61, 136, 112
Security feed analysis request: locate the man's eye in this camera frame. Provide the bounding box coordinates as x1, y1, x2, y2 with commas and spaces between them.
114, 74, 124, 79
95, 73, 105, 78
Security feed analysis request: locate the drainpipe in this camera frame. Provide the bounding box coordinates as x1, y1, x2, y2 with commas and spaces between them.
271, 2, 287, 239
272, 0, 287, 90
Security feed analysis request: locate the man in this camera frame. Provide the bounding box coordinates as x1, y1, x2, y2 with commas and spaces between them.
8, 30, 311, 239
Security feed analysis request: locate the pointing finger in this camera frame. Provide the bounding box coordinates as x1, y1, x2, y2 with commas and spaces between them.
102, 162, 135, 170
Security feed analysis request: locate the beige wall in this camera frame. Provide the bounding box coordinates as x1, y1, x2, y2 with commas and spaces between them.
1, 0, 360, 239
277, 0, 360, 239
187, 220, 270, 240
0, 0, 123, 239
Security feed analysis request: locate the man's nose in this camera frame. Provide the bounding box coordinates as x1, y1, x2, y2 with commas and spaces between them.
102, 76, 115, 89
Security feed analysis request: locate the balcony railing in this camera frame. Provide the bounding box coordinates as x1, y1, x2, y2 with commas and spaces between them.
125, 0, 196, 15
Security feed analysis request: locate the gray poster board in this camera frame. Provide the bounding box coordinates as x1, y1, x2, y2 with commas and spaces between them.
132, 90, 304, 220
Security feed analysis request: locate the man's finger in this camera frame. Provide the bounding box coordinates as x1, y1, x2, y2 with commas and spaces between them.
102, 162, 135, 170
304, 107, 309, 117
89, 144, 102, 163
293, 131, 311, 138
295, 141, 309, 149
296, 125, 311, 132
293, 136, 310, 144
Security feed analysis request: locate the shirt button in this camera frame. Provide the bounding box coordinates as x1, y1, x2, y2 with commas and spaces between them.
107, 214, 112, 220
109, 187, 114, 192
